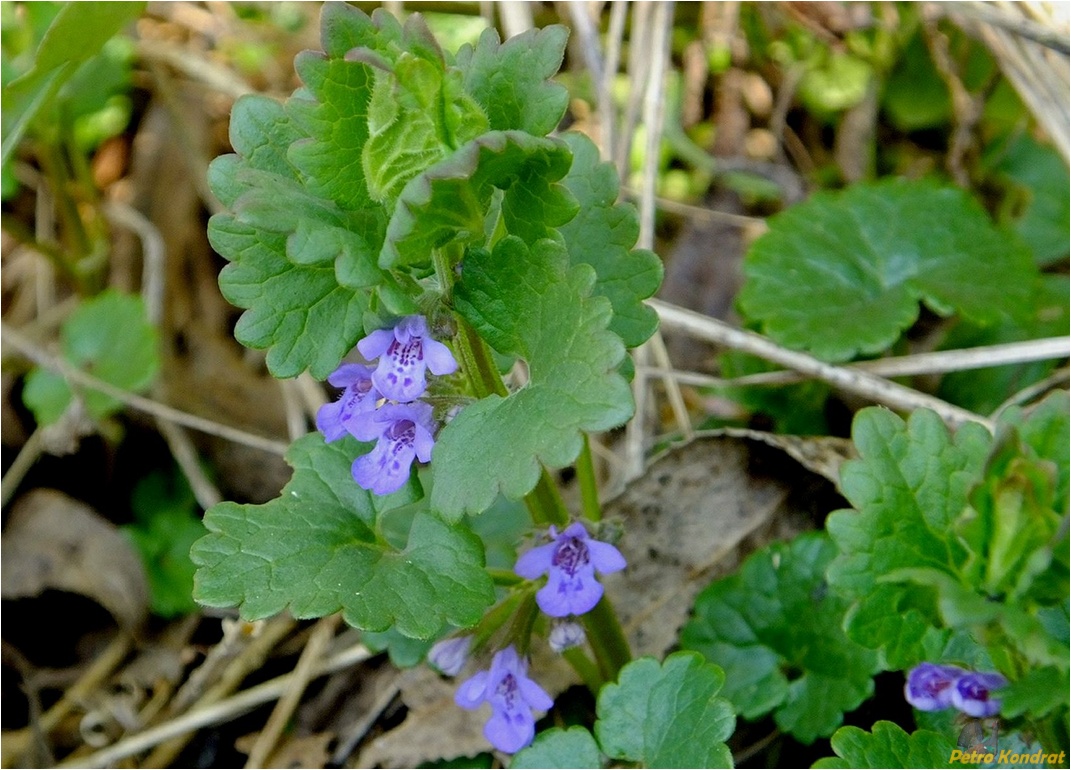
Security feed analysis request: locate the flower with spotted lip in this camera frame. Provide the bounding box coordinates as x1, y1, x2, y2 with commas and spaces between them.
357, 315, 457, 403
455, 645, 552, 753
316, 363, 380, 442
514, 522, 626, 617
350, 401, 436, 495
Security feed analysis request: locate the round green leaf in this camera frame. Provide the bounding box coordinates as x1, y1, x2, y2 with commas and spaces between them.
812, 722, 962, 769
738, 179, 1037, 362
682, 532, 880, 743
595, 652, 735, 768
192, 433, 494, 638
511, 727, 601, 769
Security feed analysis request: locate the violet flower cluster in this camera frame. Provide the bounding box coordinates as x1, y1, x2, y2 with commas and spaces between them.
317, 315, 457, 495
436, 523, 625, 754
905, 663, 1008, 718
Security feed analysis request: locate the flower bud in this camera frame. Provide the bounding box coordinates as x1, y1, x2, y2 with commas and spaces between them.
428, 636, 473, 677
548, 621, 586, 653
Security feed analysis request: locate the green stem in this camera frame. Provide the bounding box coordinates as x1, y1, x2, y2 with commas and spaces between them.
471, 591, 527, 651
524, 469, 570, 527
563, 647, 604, 692
38, 139, 90, 261
581, 596, 633, 681
488, 568, 523, 586
432, 243, 461, 304
576, 433, 602, 522
451, 305, 632, 683
456, 316, 507, 399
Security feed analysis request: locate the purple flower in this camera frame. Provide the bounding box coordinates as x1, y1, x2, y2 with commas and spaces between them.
455, 645, 553, 753
357, 315, 458, 403
951, 671, 1007, 718
904, 663, 968, 711
350, 402, 436, 495
428, 636, 472, 677
316, 364, 380, 442
548, 620, 586, 653
514, 522, 626, 617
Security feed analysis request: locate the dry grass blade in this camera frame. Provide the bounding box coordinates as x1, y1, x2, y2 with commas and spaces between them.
1, 323, 291, 456
243, 614, 341, 769
61, 640, 375, 769
649, 298, 996, 431
945, 1, 1071, 161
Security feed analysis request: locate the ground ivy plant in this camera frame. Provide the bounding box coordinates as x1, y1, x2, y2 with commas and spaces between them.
192, 5, 1069, 765
192, 5, 682, 760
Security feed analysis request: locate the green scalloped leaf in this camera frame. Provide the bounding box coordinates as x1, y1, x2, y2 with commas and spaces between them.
681, 532, 880, 744
812, 722, 963, 769
558, 132, 662, 348
208, 214, 368, 379
379, 130, 578, 268
191, 433, 495, 639
826, 408, 991, 668
595, 652, 735, 768
208, 92, 387, 377
430, 236, 632, 519
511, 727, 601, 769
456, 25, 569, 137
287, 41, 376, 208
738, 179, 1038, 362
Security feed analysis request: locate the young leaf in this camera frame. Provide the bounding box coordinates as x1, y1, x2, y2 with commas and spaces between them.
957, 428, 1062, 601
286, 3, 379, 211
738, 179, 1037, 362
379, 131, 577, 269
826, 408, 991, 667
557, 132, 662, 349
431, 236, 632, 518
456, 25, 569, 137
681, 532, 880, 743
22, 290, 159, 425
594, 652, 735, 768
812, 722, 962, 769
1000, 390, 1070, 515
361, 50, 488, 204
510, 727, 601, 769
191, 434, 495, 639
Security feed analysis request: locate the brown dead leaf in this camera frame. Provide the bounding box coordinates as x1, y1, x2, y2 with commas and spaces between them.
1, 489, 149, 631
